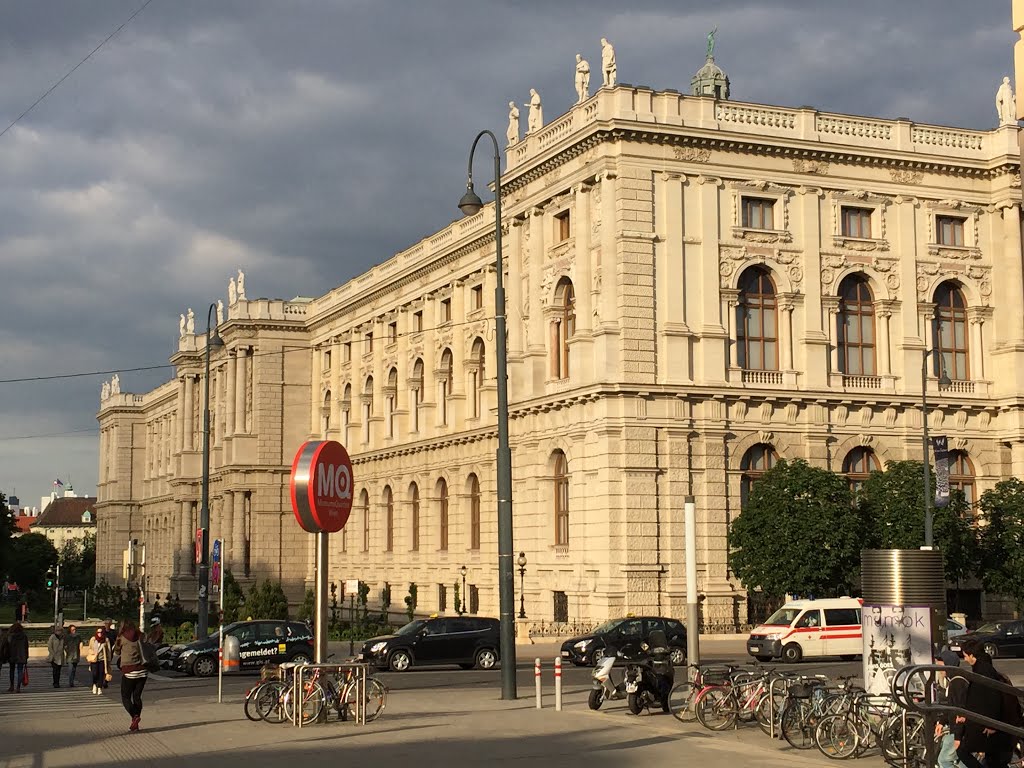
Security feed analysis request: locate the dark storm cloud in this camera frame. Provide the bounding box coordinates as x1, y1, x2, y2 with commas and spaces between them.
0, 1, 1012, 498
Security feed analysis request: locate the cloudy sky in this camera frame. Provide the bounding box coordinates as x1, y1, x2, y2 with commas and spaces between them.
0, 0, 1014, 503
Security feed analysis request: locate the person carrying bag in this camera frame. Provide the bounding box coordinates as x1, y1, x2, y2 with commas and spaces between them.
112, 620, 153, 732
88, 627, 112, 695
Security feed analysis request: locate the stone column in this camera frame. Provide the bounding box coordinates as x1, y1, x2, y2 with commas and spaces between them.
222, 491, 234, 574
178, 500, 190, 575
573, 181, 593, 332
183, 374, 195, 451
225, 350, 236, 438
877, 306, 892, 376
970, 316, 985, 379
310, 345, 322, 436
174, 378, 184, 455
722, 290, 738, 369
330, 337, 342, 434
1003, 205, 1024, 343
823, 298, 840, 374
508, 217, 525, 357
235, 348, 247, 434
232, 491, 246, 576
779, 298, 794, 371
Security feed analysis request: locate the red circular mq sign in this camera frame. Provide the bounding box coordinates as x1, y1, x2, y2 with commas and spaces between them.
290, 440, 354, 534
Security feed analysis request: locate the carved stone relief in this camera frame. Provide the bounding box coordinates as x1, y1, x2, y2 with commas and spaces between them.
890, 168, 924, 184
793, 158, 829, 175
673, 146, 712, 163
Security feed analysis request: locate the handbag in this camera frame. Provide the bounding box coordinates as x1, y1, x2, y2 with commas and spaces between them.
104, 659, 112, 683
21, 667, 29, 687
138, 639, 160, 673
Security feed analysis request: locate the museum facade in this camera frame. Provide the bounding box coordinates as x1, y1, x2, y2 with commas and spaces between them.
96, 70, 1024, 629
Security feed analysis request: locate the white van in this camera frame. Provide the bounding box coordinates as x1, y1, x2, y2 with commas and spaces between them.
746, 597, 863, 663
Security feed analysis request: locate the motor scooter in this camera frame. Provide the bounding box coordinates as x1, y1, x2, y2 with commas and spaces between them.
588, 645, 627, 710
622, 630, 675, 715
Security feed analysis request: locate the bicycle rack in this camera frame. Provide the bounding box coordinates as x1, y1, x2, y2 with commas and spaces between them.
289, 662, 372, 728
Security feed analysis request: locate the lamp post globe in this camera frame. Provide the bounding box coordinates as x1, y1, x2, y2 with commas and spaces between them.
458, 186, 484, 216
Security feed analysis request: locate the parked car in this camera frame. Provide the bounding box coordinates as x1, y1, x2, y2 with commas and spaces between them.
165, 620, 314, 676
948, 620, 1024, 659
560, 616, 687, 667
946, 617, 969, 640
358, 616, 500, 671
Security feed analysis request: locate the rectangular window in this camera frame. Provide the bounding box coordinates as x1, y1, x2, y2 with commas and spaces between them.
937, 216, 966, 247
365, 332, 373, 354
343, 342, 351, 362
441, 298, 452, 323
741, 197, 775, 230
471, 284, 483, 310
413, 311, 423, 333
322, 349, 332, 370
387, 321, 397, 344
824, 608, 861, 627
553, 591, 569, 623
555, 210, 571, 241
438, 584, 448, 612
841, 207, 872, 239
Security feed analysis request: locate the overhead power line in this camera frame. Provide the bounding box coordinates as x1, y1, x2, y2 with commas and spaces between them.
0, 0, 158, 140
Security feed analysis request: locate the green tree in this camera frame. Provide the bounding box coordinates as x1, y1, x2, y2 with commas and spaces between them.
380, 582, 391, 622
8, 532, 59, 592
245, 579, 289, 620
91, 579, 137, 620
404, 582, 418, 621
58, 533, 96, 590
221, 571, 244, 623
728, 459, 862, 597
859, 460, 981, 586
357, 581, 369, 624
0, 493, 16, 580
977, 478, 1024, 614
298, 588, 315, 621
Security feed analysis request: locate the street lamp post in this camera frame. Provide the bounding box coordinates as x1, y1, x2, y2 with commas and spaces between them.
517, 552, 527, 619
458, 129, 516, 699
921, 348, 952, 548
460, 565, 467, 615
197, 303, 224, 640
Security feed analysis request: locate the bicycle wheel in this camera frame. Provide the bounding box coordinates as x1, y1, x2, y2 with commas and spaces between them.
815, 713, 860, 759
781, 700, 817, 750
695, 687, 737, 731
244, 683, 266, 722
255, 681, 288, 723
880, 712, 927, 768
283, 682, 327, 724
669, 682, 698, 723
364, 678, 387, 722
754, 689, 786, 736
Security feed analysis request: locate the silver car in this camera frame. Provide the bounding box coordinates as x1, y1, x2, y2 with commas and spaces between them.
947, 618, 969, 639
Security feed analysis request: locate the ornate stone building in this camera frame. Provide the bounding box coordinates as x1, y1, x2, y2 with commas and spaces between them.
96, 66, 1024, 627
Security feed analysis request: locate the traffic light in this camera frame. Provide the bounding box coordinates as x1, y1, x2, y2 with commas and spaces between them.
45, 567, 55, 590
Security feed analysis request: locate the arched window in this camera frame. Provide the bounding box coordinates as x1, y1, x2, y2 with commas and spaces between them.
551, 279, 575, 379
359, 489, 370, 552
740, 443, 779, 508
386, 368, 398, 439
948, 451, 976, 506
383, 486, 394, 552
362, 376, 374, 443
437, 478, 449, 551
736, 267, 778, 371
553, 450, 569, 546
439, 349, 453, 426
322, 389, 331, 434
470, 338, 485, 419
843, 447, 880, 493
410, 359, 424, 433
934, 282, 969, 380
837, 274, 875, 376
468, 474, 481, 550
409, 483, 420, 551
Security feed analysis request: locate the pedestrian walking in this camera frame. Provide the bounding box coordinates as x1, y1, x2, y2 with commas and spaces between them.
146, 617, 164, 646
7, 623, 29, 693
46, 624, 65, 688
934, 648, 969, 768
64, 624, 82, 688
103, 618, 117, 645
112, 620, 150, 732
956, 638, 1016, 768
87, 626, 112, 695
0, 627, 9, 686
14, 602, 28, 623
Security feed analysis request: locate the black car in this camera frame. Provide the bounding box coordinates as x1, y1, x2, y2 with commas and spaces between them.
166, 620, 314, 676
948, 620, 1024, 659
561, 616, 687, 667
358, 616, 500, 671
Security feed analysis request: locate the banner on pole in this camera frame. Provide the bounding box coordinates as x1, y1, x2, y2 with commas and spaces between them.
211, 539, 222, 593
933, 435, 950, 508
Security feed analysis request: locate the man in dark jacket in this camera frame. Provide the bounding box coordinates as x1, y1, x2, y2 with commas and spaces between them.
935, 648, 968, 768
957, 639, 1015, 768
7, 623, 29, 693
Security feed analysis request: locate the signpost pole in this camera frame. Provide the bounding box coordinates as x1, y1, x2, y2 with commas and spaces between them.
217, 538, 224, 704
315, 532, 329, 663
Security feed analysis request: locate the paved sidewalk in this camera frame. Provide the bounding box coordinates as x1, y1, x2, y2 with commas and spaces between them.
0, 676, 839, 768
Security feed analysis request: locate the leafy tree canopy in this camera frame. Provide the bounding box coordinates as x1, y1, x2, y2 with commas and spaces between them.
8, 533, 58, 592
244, 579, 289, 620
728, 459, 862, 598
976, 478, 1024, 613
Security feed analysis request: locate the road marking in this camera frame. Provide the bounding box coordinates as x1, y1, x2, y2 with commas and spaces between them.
0, 688, 121, 717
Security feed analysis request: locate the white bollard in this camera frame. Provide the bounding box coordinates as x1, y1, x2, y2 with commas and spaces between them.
554, 657, 562, 711
535, 658, 542, 709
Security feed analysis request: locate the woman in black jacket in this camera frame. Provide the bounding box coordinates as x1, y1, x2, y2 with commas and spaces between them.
6, 623, 29, 693
957, 640, 1015, 768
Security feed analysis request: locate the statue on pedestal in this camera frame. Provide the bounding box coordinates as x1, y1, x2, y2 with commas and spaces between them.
217, 300, 224, 326
111, 374, 120, 395
526, 89, 543, 133
237, 269, 246, 300
997, 76, 1017, 126
186, 308, 195, 335
101, 381, 110, 401
574, 54, 591, 103
601, 37, 616, 87
706, 27, 718, 60
179, 313, 186, 337
228, 277, 237, 306
506, 101, 520, 146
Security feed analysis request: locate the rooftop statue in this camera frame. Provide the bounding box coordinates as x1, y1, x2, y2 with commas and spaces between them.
601, 38, 616, 87
997, 76, 1017, 126
237, 269, 246, 301
506, 101, 520, 146
575, 53, 591, 103
217, 300, 224, 326
526, 89, 543, 133
186, 308, 196, 335
228, 277, 237, 305
179, 313, 186, 338
706, 26, 718, 59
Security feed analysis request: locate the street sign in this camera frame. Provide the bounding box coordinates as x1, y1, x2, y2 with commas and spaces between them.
211, 539, 222, 592
344, 579, 359, 596
289, 440, 354, 534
